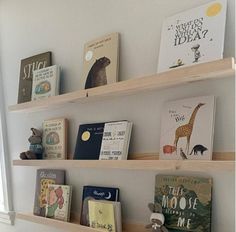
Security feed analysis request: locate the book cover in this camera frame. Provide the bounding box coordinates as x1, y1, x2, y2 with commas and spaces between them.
157, 0, 227, 72
99, 121, 132, 160
17, 51, 52, 103
42, 118, 68, 160
88, 200, 116, 232
73, 123, 105, 160
80, 185, 119, 226
81, 32, 119, 89
31, 65, 60, 101
46, 184, 72, 222
155, 175, 212, 232
160, 96, 215, 160
33, 169, 65, 217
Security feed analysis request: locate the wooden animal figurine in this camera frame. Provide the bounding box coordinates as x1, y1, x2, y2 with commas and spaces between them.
20, 128, 43, 159
174, 103, 205, 155
146, 203, 168, 232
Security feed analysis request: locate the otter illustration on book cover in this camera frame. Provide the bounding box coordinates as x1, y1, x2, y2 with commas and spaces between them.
157, 0, 227, 72
155, 175, 212, 232
159, 96, 215, 160
81, 32, 119, 89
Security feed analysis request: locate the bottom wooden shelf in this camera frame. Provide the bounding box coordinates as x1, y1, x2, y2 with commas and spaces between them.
16, 212, 145, 232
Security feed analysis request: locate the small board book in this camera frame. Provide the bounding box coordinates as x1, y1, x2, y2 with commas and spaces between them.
88, 200, 122, 232
160, 96, 215, 160
80, 185, 120, 226
42, 118, 68, 160
157, 0, 227, 72
155, 175, 212, 232
46, 184, 72, 222
33, 169, 65, 217
81, 32, 119, 89
73, 122, 105, 160
99, 121, 132, 160
31, 65, 60, 101
17, 51, 52, 103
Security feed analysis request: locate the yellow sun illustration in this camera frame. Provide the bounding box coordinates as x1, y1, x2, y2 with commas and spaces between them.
81, 131, 90, 141
206, 3, 222, 16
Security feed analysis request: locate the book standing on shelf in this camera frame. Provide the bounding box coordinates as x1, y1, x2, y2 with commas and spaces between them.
159, 95, 215, 160
157, 0, 227, 72
31, 65, 60, 101
33, 169, 65, 217
155, 175, 212, 232
17, 51, 52, 103
80, 185, 120, 226
81, 32, 119, 89
45, 184, 72, 222
42, 118, 68, 160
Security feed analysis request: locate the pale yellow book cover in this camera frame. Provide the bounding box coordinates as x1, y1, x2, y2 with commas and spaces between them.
88, 200, 116, 232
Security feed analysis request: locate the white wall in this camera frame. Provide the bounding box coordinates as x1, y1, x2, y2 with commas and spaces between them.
0, 0, 235, 231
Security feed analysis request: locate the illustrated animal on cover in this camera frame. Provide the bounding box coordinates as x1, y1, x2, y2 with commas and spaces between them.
85, 57, 111, 89
189, 144, 208, 155
174, 103, 205, 155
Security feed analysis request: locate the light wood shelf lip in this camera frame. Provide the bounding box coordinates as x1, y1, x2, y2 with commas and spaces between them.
8, 57, 235, 113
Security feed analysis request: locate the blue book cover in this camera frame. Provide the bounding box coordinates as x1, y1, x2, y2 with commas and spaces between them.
73, 123, 105, 160
80, 185, 120, 226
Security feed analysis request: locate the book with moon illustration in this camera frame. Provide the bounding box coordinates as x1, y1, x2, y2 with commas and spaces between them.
157, 0, 227, 72
159, 96, 215, 160
33, 169, 65, 217
42, 118, 68, 160
155, 175, 212, 232
88, 200, 122, 232
31, 65, 60, 101
17, 51, 52, 103
80, 185, 119, 226
45, 184, 72, 222
81, 32, 119, 89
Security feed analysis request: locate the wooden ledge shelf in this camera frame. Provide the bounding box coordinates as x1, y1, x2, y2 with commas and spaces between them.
12, 152, 235, 172
9, 58, 235, 113
16, 212, 145, 232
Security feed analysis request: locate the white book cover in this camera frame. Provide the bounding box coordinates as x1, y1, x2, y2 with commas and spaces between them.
46, 184, 72, 222
157, 0, 227, 72
99, 121, 132, 160
159, 96, 215, 160
31, 65, 60, 100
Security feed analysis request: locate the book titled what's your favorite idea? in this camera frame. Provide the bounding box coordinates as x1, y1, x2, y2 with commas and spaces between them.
157, 0, 227, 72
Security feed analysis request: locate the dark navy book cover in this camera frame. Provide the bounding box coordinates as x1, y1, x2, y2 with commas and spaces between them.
80, 185, 120, 226
73, 123, 105, 160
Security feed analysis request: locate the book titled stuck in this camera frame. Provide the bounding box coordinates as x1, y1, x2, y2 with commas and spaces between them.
17, 51, 52, 103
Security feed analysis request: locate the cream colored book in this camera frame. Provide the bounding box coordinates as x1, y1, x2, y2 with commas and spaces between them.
81, 32, 119, 89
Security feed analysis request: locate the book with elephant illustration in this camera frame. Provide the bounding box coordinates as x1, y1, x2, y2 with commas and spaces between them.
159, 96, 215, 160
157, 0, 227, 72
81, 32, 119, 89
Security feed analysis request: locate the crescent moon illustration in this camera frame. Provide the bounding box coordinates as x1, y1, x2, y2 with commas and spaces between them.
104, 192, 111, 200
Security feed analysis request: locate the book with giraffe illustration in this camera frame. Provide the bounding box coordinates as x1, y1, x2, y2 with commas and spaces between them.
157, 0, 227, 72
159, 96, 215, 160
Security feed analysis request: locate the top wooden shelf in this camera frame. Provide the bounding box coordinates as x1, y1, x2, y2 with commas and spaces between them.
9, 58, 235, 113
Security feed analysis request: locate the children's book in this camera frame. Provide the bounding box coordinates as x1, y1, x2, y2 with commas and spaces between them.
31, 65, 60, 101
157, 0, 227, 72
80, 185, 119, 226
155, 175, 212, 232
46, 184, 72, 222
99, 121, 132, 160
17, 51, 52, 103
33, 169, 65, 217
159, 96, 215, 160
81, 33, 119, 89
42, 118, 68, 160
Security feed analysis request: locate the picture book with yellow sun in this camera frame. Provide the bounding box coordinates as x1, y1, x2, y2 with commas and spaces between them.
157, 0, 227, 72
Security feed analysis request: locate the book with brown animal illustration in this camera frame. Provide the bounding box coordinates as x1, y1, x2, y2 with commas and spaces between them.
160, 96, 215, 160
17, 52, 52, 103
81, 33, 119, 89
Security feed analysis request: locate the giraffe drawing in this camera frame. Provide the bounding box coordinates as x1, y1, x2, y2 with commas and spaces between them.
174, 103, 205, 155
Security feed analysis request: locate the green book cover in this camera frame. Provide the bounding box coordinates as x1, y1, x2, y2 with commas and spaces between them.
155, 175, 212, 232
